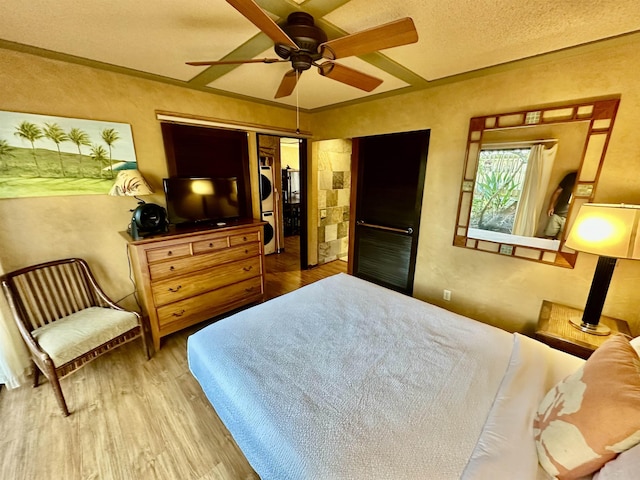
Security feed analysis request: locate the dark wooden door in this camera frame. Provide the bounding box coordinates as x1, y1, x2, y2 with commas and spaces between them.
352, 130, 429, 294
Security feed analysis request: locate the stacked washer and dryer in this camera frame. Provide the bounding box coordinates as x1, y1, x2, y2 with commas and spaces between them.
260, 165, 276, 255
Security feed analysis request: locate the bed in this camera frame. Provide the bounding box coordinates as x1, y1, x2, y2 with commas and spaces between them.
188, 273, 640, 480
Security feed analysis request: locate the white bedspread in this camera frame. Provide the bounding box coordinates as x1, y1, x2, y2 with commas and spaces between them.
188, 273, 581, 479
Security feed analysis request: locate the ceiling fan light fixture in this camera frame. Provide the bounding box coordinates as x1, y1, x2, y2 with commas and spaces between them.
188, 1, 418, 100
291, 52, 313, 71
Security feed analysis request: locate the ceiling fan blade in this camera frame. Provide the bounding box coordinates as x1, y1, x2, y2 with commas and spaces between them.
275, 70, 299, 98
320, 17, 418, 60
318, 62, 382, 92
226, 0, 298, 50
186, 58, 287, 66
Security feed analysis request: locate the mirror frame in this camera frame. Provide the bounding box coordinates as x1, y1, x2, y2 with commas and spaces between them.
454, 97, 620, 268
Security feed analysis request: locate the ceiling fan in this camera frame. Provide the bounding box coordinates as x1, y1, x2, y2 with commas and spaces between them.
187, 0, 419, 99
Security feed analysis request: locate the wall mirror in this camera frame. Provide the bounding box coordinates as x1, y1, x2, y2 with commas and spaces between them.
454, 97, 620, 268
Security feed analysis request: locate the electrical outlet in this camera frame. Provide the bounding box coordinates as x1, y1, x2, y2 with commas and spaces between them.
443, 289, 451, 301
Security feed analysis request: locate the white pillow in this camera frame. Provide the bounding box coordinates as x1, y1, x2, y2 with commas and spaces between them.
593, 442, 640, 479
630, 336, 640, 356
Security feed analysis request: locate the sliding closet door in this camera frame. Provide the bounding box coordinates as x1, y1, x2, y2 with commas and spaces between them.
351, 130, 429, 294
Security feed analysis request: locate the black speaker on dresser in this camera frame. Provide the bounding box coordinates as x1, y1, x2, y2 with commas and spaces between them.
128, 202, 168, 240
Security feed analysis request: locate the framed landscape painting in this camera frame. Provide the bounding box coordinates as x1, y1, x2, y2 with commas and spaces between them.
0, 110, 138, 198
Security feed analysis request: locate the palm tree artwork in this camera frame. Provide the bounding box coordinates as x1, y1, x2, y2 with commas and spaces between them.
0, 139, 16, 173
68, 127, 91, 174
0, 110, 138, 198
90, 144, 109, 177
14, 121, 43, 175
43, 122, 69, 176
101, 128, 120, 179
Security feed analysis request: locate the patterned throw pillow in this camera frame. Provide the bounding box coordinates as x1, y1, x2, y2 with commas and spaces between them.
534, 334, 640, 480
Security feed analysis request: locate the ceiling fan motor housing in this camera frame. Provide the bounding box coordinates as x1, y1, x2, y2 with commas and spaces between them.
275, 12, 327, 70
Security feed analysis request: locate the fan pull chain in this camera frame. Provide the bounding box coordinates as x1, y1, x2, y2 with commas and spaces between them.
296, 70, 300, 135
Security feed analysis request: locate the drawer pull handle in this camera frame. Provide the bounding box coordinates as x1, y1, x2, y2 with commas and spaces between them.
245, 287, 254, 292
209, 242, 214, 248
169, 266, 175, 271
167, 251, 173, 256
243, 266, 253, 272
168, 285, 182, 293
172, 309, 186, 317
243, 236, 247, 241
245, 249, 249, 254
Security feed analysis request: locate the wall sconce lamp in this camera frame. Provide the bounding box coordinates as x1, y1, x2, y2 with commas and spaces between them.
565, 203, 640, 335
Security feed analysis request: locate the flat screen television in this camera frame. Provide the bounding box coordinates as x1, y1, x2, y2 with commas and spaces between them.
163, 176, 241, 227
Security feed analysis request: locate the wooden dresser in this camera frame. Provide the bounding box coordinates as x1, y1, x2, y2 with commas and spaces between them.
125, 220, 266, 351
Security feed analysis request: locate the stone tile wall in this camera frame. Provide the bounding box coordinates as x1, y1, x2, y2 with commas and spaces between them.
317, 139, 351, 264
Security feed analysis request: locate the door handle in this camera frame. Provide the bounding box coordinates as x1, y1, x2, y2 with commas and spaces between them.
356, 220, 413, 235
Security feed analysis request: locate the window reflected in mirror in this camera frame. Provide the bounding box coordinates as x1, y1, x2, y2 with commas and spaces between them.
471, 146, 538, 234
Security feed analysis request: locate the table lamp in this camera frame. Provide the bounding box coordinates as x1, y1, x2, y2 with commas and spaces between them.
109, 169, 168, 239
108, 169, 154, 198
564, 203, 640, 335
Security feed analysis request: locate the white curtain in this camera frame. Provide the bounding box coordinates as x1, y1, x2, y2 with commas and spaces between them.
512, 144, 558, 236
0, 263, 31, 389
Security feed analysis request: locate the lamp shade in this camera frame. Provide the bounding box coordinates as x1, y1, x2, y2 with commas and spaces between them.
565, 204, 640, 260
108, 169, 154, 197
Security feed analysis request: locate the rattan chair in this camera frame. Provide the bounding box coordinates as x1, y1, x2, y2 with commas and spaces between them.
1, 258, 149, 416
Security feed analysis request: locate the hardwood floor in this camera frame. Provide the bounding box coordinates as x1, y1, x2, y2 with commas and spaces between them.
0, 240, 347, 480
265, 236, 347, 300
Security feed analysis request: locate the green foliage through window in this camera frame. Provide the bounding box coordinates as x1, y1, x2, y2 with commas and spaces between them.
470, 148, 530, 234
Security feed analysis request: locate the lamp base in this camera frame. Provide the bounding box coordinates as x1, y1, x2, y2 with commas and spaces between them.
569, 316, 611, 336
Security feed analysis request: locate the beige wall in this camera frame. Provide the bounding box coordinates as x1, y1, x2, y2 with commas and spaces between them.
2, 30, 640, 360
280, 141, 300, 170
311, 33, 640, 335
0, 48, 309, 310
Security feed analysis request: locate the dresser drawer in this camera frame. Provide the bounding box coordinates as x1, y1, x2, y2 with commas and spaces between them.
156, 276, 263, 331
230, 231, 260, 246
192, 236, 229, 254
146, 243, 191, 264
151, 256, 262, 307
149, 242, 261, 281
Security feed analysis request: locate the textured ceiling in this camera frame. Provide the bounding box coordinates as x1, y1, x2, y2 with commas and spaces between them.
1, 0, 639, 111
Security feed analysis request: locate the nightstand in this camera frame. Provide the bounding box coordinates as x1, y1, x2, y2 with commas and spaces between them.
535, 300, 632, 359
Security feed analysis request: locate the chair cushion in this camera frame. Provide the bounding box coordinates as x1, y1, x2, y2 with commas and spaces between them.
32, 307, 139, 367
